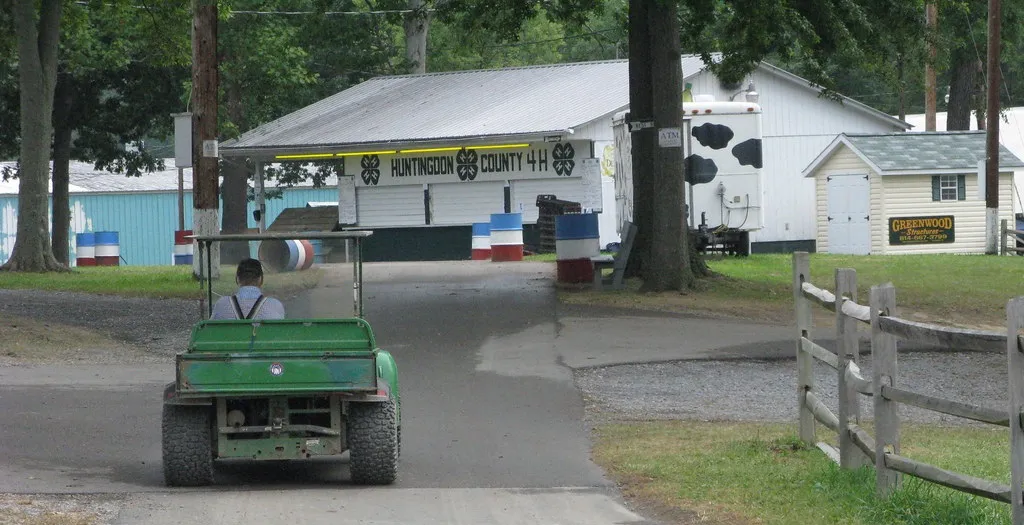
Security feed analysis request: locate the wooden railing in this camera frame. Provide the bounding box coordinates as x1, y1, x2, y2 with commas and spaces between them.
792, 252, 1024, 522
1001, 219, 1024, 256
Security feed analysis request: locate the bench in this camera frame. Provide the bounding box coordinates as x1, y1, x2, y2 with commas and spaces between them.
591, 220, 637, 291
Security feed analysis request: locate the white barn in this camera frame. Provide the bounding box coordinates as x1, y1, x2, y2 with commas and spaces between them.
220, 57, 908, 260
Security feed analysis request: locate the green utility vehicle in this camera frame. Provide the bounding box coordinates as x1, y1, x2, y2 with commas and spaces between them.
161, 231, 400, 486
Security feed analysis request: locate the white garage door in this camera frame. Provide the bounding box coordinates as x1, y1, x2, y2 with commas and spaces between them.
429, 182, 506, 225
511, 179, 586, 223
826, 174, 871, 255
357, 185, 424, 227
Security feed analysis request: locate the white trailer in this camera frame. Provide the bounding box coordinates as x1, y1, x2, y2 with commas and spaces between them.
613, 100, 764, 254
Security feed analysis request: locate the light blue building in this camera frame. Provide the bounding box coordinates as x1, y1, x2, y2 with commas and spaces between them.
0, 160, 337, 266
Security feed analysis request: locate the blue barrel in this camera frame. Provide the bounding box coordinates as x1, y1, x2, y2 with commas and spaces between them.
94, 231, 120, 266
311, 239, 325, 264
555, 213, 600, 283
489, 213, 524, 262
75, 232, 96, 267
258, 239, 315, 272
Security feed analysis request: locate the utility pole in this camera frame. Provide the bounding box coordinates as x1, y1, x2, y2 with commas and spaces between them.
924, 2, 937, 131
192, 0, 220, 277
985, 0, 1001, 254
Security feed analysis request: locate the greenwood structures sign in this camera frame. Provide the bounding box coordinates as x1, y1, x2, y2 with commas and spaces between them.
888, 215, 955, 245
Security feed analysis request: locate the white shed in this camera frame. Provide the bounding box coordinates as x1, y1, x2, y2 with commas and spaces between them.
803, 132, 1024, 254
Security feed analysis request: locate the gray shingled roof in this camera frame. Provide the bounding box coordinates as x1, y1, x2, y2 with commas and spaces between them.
844, 132, 1024, 172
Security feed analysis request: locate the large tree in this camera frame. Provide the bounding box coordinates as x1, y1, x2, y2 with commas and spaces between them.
438, 0, 929, 291
2, 0, 64, 272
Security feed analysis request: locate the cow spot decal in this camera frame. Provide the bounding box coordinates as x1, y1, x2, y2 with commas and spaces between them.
456, 147, 479, 181
552, 143, 576, 176
685, 155, 718, 185
731, 138, 763, 169
691, 123, 734, 150
360, 155, 381, 185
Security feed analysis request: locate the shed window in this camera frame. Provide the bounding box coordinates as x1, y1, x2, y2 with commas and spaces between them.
931, 175, 966, 202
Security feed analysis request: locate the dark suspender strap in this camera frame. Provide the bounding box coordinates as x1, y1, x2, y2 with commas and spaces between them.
246, 295, 268, 320
230, 295, 245, 320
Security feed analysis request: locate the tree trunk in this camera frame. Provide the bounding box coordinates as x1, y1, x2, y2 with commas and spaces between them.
642, 0, 688, 291
192, 0, 220, 279
2, 0, 64, 272
404, 0, 429, 74
946, 51, 978, 131
51, 72, 73, 266
625, 0, 653, 280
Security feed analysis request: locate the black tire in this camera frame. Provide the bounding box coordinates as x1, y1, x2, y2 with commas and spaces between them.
162, 404, 214, 487
347, 399, 398, 485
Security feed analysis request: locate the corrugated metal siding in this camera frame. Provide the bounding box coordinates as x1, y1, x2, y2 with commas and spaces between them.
429, 182, 505, 225
879, 173, 1014, 254
356, 186, 424, 227
0, 187, 338, 266
511, 179, 587, 223
753, 135, 834, 243
814, 146, 873, 253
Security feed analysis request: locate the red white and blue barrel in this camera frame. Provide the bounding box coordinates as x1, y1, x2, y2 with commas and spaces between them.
173, 230, 193, 265
471, 222, 491, 260
258, 239, 316, 272
489, 213, 524, 262
75, 232, 96, 267
555, 213, 600, 283
94, 231, 120, 266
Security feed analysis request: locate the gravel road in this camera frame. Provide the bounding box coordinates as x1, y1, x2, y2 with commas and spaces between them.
576, 349, 1008, 425
0, 289, 201, 356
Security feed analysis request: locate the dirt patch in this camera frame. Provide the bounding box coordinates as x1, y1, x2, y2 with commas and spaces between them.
0, 494, 121, 525
0, 316, 165, 366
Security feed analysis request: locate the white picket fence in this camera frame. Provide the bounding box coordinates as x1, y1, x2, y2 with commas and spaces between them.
792, 252, 1024, 522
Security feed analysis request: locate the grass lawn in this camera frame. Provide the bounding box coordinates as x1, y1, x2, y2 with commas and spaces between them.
560, 253, 1024, 327
0, 265, 322, 299
594, 421, 1011, 525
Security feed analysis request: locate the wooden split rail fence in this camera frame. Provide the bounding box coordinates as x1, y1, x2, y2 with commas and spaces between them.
1002, 219, 1024, 256
792, 251, 1024, 522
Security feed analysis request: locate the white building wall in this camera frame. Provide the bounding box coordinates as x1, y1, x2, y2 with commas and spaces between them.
687, 68, 906, 247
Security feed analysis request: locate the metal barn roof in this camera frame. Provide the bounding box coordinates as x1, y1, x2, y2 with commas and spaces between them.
803, 131, 1024, 176
222, 56, 908, 157
0, 160, 334, 195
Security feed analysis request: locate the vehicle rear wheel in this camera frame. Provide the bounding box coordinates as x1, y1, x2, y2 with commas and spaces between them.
347, 399, 398, 485
162, 404, 214, 486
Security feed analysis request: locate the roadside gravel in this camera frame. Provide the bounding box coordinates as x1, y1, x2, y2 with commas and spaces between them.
0, 289, 201, 359
576, 349, 1007, 425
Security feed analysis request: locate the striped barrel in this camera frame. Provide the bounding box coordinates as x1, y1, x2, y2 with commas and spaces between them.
173, 230, 193, 266
471, 222, 491, 260
489, 213, 524, 262
555, 213, 600, 283
75, 232, 96, 267
258, 239, 316, 272
94, 231, 120, 266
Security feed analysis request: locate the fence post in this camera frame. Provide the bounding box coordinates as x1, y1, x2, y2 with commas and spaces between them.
793, 252, 815, 444
836, 268, 866, 468
871, 283, 900, 497
1003, 219, 1009, 256
1008, 297, 1024, 524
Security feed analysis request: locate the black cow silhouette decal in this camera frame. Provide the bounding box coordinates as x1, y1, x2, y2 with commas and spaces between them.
691, 123, 734, 150
685, 155, 718, 185
731, 138, 763, 168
